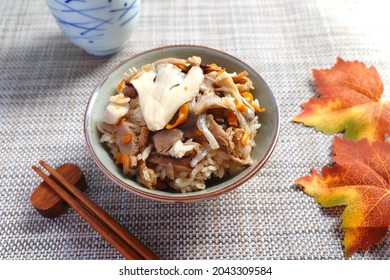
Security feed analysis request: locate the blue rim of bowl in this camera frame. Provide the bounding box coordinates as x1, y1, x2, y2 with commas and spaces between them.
84, 45, 280, 202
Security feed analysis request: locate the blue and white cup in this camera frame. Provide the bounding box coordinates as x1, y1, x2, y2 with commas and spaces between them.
46, 0, 140, 56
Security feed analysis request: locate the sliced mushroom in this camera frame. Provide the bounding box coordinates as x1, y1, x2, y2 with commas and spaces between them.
147, 153, 193, 173
121, 84, 138, 99
99, 121, 118, 134
177, 110, 198, 138
197, 113, 220, 149
131, 63, 204, 131
187, 56, 201, 67
232, 71, 253, 93
152, 128, 184, 153
200, 71, 218, 93
232, 71, 249, 83
205, 115, 252, 166
215, 72, 243, 102
175, 63, 190, 73
215, 72, 254, 111
194, 90, 235, 115
205, 114, 228, 147
235, 110, 252, 134
152, 57, 188, 67
200, 64, 224, 74
236, 77, 253, 93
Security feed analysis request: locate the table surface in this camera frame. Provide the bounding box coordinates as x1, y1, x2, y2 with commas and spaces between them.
1, 0, 389, 260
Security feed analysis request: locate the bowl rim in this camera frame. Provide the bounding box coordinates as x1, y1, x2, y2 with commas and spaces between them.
84, 44, 280, 202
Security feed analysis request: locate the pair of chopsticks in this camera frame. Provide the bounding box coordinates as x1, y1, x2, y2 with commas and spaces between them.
32, 160, 159, 260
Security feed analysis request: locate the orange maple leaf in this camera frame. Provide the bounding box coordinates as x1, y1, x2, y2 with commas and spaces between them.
296, 137, 390, 257
293, 58, 390, 141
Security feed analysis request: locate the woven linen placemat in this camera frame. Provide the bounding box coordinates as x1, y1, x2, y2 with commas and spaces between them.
0, 0, 389, 260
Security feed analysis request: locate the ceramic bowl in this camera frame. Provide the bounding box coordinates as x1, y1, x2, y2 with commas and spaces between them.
46, 0, 140, 56
84, 45, 280, 202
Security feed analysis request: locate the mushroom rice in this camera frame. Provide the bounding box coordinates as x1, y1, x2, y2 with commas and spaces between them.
98, 56, 265, 193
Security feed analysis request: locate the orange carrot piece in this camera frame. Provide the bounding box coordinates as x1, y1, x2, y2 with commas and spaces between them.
236, 103, 247, 112
114, 153, 130, 172
242, 92, 254, 103
116, 80, 125, 91
122, 154, 130, 172
253, 103, 266, 113
241, 131, 250, 146
226, 110, 238, 126
241, 91, 266, 113
121, 133, 132, 144
195, 129, 203, 136
166, 103, 189, 129
114, 153, 123, 164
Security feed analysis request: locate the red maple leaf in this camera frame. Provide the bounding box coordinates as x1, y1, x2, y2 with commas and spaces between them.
293, 58, 390, 141
296, 137, 390, 257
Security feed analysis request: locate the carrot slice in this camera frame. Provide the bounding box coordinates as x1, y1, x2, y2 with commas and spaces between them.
122, 154, 130, 172
236, 103, 247, 112
241, 131, 250, 146
121, 133, 132, 144
116, 80, 125, 91
166, 103, 189, 129
253, 103, 266, 113
114, 153, 123, 164
225, 110, 238, 126
241, 91, 266, 113
114, 153, 130, 172
195, 129, 203, 136
242, 92, 254, 103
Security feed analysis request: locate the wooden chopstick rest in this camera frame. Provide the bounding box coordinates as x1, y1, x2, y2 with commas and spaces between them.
31, 163, 86, 218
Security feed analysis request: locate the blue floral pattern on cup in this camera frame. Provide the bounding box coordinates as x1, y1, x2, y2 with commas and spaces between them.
47, 0, 140, 56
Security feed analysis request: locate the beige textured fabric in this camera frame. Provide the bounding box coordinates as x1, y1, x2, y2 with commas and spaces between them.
1, 0, 389, 260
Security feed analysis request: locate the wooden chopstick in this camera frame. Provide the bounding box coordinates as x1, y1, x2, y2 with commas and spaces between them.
39, 160, 159, 260
32, 161, 159, 260
32, 165, 142, 259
